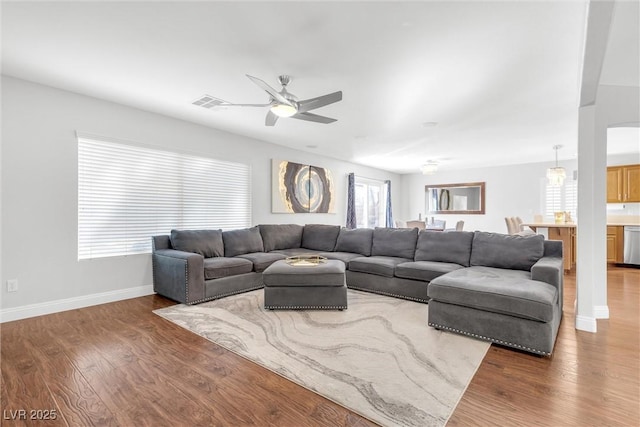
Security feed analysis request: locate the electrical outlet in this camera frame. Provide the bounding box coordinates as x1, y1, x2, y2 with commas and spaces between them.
7, 279, 18, 293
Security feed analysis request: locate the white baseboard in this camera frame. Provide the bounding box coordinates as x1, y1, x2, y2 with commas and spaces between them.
575, 315, 598, 333
594, 305, 610, 319
0, 285, 154, 323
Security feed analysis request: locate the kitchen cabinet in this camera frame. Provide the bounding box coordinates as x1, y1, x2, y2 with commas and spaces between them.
606, 226, 624, 263
607, 164, 640, 203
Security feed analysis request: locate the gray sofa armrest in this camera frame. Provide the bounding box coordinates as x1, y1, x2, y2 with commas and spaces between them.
152, 249, 205, 304
531, 256, 563, 309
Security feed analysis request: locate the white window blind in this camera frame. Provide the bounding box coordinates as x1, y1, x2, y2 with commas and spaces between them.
78, 136, 251, 260
545, 185, 562, 217
544, 178, 577, 220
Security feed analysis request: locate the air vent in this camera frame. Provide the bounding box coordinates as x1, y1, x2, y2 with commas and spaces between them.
192, 95, 228, 109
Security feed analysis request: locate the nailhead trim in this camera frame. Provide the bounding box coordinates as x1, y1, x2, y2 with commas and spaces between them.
187, 285, 265, 305
428, 322, 551, 356
265, 305, 347, 310
184, 259, 189, 302
347, 286, 429, 304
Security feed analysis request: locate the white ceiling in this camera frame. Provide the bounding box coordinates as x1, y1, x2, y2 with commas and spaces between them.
1, 1, 638, 174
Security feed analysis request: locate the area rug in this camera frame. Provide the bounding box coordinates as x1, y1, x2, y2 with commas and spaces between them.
154, 289, 489, 427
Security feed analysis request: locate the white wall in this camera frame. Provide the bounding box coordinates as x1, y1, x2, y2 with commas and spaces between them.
0, 76, 399, 314
397, 159, 579, 233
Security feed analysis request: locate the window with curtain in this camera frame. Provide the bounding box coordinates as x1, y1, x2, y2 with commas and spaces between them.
77, 135, 251, 260
354, 177, 388, 228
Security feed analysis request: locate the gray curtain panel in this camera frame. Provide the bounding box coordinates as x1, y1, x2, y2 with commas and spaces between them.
385, 180, 393, 228
346, 173, 356, 229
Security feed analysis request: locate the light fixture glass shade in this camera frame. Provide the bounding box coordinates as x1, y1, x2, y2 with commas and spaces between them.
547, 166, 566, 186
270, 103, 297, 118
421, 162, 438, 175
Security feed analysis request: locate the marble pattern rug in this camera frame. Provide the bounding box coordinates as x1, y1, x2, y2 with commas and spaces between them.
154, 289, 489, 427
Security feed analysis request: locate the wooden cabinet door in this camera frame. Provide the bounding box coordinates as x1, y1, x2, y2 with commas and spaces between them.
606, 228, 618, 263
570, 228, 577, 267
607, 167, 623, 203
606, 226, 624, 263
623, 165, 640, 202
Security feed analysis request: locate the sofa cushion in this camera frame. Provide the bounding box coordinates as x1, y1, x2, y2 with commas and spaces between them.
203, 257, 253, 280
270, 248, 322, 257
236, 252, 287, 273
334, 228, 374, 256
170, 229, 224, 258
223, 226, 264, 257
259, 224, 303, 252
428, 266, 557, 322
415, 231, 474, 266
263, 260, 345, 287
395, 261, 464, 282
348, 256, 411, 278
318, 251, 363, 267
470, 231, 544, 271
371, 227, 418, 259
301, 224, 341, 251
318, 252, 362, 267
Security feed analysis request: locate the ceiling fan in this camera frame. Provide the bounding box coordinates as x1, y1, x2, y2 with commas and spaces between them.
193, 75, 342, 126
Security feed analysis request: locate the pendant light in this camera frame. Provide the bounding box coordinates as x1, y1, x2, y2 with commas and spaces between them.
421, 161, 438, 175
546, 145, 566, 187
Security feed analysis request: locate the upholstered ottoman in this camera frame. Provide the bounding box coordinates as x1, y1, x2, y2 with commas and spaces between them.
263, 259, 347, 310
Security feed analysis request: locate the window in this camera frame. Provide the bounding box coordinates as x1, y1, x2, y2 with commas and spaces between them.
78, 135, 251, 259
544, 178, 577, 221
354, 177, 388, 228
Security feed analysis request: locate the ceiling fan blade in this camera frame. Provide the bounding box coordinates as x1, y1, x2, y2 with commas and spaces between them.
265, 110, 279, 126
291, 112, 337, 124
246, 74, 293, 106
192, 95, 270, 109
225, 103, 271, 107
297, 91, 342, 113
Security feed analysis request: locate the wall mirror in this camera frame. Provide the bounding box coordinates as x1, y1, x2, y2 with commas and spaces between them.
425, 182, 486, 214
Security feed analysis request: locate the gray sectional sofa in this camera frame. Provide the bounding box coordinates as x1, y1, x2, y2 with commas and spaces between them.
152, 224, 563, 355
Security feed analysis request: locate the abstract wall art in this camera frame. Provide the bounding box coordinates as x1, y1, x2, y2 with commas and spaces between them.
272, 159, 335, 213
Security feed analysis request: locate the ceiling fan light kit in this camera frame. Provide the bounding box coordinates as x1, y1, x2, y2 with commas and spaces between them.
270, 103, 298, 118
195, 74, 342, 126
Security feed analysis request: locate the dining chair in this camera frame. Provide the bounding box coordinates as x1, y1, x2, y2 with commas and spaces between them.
505, 217, 518, 235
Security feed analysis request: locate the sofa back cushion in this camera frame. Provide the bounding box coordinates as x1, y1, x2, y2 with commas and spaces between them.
470, 231, 544, 271
301, 224, 341, 251
223, 226, 264, 257
415, 231, 474, 266
259, 224, 303, 252
371, 227, 418, 259
170, 229, 224, 258
334, 228, 374, 256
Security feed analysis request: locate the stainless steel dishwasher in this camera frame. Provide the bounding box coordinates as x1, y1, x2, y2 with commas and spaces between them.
623, 226, 640, 265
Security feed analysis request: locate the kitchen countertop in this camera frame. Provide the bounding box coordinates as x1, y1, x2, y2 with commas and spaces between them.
523, 222, 640, 228
522, 223, 576, 228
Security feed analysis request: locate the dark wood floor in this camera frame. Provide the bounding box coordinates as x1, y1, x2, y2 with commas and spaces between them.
1, 266, 638, 426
